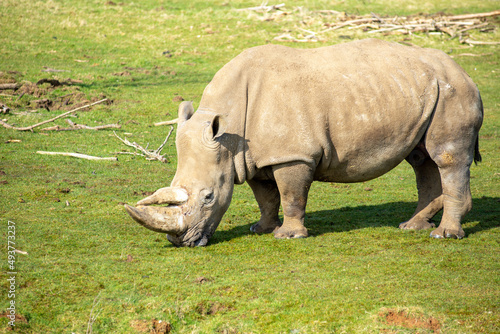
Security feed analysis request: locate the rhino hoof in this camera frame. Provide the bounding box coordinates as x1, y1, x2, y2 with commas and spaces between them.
429, 226, 465, 239
250, 220, 281, 234
399, 219, 435, 230
274, 225, 308, 239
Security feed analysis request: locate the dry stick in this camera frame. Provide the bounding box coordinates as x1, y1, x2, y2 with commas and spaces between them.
457, 22, 492, 35
236, 2, 285, 12
445, 10, 500, 21
452, 53, 494, 57
462, 39, 500, 45
0, 98, 109, 131
321, 18, 378, 33
40, 124, 121, 131
37, 151, 118, 161
113, 126, 174, 163
155, 125, 175, 155
40, 119, 121, 131
154, 118, 178, 126
0, 83, 20, 90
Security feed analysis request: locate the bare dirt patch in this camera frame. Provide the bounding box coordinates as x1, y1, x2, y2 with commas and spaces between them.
0, 311, 29, 330
130, 319, 172, 334
379, 309, 441, 333
0, 71, 111, 112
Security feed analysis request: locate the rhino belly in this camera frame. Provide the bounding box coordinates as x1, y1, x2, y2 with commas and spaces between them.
314, 133, 416, 183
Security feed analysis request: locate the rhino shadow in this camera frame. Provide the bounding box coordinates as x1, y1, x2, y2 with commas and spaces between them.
210, 196, 499, 244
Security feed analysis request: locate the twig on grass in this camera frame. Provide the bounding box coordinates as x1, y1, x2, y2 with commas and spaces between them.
86, 291, 102, 334
451, 52, 494, 58
113, 126, 174, 163
0, 98, 109, 132
37, 151, 118, 161
0, 83, 20, 90
236, 2, 285, 12
461, 38, 500, 45
40, 119, 121, 131
445, 10, 500, 21
154, 118, 178, 126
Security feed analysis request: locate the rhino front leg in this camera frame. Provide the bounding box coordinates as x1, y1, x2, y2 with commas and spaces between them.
400, 158, 443, 230
272, 162, 314, 239
248, 178, 282, 234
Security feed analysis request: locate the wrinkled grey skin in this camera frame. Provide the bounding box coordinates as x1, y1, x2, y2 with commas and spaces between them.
125, 39, 483, 247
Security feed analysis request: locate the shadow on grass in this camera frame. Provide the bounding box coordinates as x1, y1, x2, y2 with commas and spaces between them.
211, 197, 499, 244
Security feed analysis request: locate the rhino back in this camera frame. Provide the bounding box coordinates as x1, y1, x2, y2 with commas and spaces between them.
200, 39, 475, 183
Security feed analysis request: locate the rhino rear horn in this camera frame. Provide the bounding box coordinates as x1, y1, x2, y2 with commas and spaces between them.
124, 204, 185, 234
137, 187, 189, 206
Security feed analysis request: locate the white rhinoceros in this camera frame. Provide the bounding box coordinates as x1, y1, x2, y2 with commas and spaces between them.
125, 39, 483, 247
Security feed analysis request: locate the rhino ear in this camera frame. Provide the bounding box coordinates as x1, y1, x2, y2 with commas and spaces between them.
202, 114, 225, 146
208, 114, 225, 139
178, 101, 194, 124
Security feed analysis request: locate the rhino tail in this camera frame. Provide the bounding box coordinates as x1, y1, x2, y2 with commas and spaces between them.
474, 136, 482, 165
474, 93, 483, 166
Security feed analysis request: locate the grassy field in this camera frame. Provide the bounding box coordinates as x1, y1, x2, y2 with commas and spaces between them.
0, 0, 499, 333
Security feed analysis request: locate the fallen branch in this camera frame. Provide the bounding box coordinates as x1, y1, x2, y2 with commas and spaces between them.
113, 126, 174, 163
37, 151, 118, 161
0, 83, 20, 90
154, 118, 178, 126
445, 10, 500, 21
0, 98, 109, 131
40, 119, 121, 131
274, 33, 317, 42
451, 52, 494, 57
461, 38, 500, 45
237, 2, 285, 12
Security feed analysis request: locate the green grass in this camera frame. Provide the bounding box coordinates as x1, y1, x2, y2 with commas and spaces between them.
1, 0, 499, 333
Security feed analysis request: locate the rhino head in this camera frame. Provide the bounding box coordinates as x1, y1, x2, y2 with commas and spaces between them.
125, 101, 235, 247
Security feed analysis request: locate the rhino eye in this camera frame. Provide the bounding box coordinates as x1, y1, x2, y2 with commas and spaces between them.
200, 189, 215, 205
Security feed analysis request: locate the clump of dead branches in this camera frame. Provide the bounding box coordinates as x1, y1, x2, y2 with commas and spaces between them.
113, 126, 174, 163
239, 3, 500, 45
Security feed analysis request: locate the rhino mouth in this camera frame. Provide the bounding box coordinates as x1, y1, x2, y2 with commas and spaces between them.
167, 228, 210, 247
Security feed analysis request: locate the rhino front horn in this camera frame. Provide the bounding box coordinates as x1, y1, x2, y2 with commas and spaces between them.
124, 204, 185, 234
137, 187, 189, 206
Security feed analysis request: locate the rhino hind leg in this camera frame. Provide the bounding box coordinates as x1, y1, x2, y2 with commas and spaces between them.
248, 179, 282, 234
272, 163, 313, 239
400, 158, 443, 231
429, 165, 472, 239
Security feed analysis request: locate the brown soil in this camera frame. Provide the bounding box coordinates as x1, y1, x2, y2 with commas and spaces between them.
0, 311, 29, 329
380, 309, 441, 333
0, 71, 111, 112
130, 319, 172, 334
